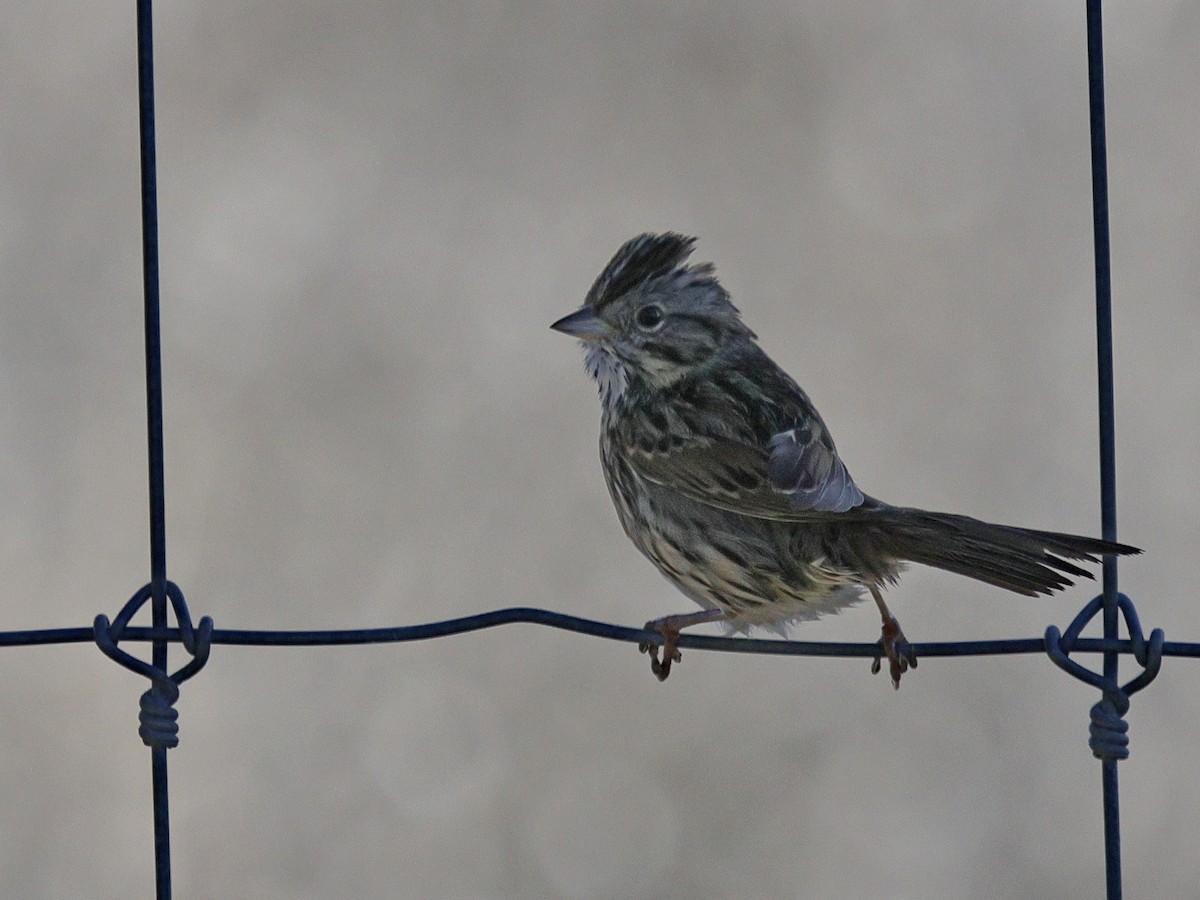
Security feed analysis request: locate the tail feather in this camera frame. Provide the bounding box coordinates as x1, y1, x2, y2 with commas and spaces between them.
877, 508, 1141, 596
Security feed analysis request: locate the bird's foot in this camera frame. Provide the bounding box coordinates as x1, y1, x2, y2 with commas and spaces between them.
638, 625, 682, 682
638, 609, 728, 682
871, 614, 917, 689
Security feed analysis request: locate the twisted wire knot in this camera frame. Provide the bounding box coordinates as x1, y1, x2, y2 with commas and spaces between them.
94, 581, 213, 749
1088, 692, 1131, 761
139, 680, 181, 749
1045, 592, 1163, 761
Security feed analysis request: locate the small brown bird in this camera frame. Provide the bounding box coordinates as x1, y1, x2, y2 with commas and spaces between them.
552, 233, 1140, 686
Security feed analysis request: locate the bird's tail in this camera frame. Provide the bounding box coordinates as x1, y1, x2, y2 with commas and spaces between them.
875, 507, 1141, 596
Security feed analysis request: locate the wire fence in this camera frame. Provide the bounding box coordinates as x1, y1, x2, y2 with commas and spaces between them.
2, 2, 1185, 899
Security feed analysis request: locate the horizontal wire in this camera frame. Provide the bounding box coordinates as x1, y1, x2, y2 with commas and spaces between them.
1, 607, 1196, 658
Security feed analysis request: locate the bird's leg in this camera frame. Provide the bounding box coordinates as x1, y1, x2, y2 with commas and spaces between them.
639, 609, 729, 681
868, 585, 917, 689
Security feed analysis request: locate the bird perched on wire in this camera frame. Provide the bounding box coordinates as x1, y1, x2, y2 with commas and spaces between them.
551, 232, 1140, 687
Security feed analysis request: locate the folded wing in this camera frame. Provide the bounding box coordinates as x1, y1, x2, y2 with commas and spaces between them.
621, 416, 865, 520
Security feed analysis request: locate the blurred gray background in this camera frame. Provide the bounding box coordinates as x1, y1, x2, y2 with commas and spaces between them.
0, 1, 1196, 898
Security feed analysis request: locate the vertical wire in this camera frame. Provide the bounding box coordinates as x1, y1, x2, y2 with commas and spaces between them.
135, 0, 172, 896
1084, 1, 1122, 898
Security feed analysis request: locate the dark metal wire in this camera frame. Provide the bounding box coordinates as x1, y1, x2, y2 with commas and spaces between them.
135, 0, 171, 896
1084, 2, 1125, 897
2, 610, 1194, 656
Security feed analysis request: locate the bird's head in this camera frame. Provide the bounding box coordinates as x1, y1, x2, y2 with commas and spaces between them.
551, 233, 754, 403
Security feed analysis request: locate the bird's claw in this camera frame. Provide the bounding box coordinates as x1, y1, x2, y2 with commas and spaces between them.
639, 627, 682, 682
871, 615, 917, 689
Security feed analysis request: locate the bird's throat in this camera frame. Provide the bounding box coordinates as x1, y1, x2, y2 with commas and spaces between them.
584, 344, 627, 412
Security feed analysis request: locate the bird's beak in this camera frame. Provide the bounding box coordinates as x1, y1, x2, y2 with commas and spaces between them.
550, 306, 608, 342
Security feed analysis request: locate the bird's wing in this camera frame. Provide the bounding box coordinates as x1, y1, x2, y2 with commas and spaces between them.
624, 437, 803, 520
618, 381, 865, 520
765, 418, 864, 513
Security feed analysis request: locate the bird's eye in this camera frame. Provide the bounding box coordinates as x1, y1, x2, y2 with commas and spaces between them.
634, 304, 665, 331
